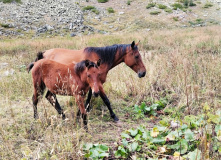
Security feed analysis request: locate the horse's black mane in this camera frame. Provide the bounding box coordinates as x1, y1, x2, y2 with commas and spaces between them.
74, 60, 98, 76
84, 44, 131, 67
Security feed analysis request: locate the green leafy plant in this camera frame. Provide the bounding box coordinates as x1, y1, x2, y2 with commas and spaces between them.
146, 3, 155, 9
0, 23, 10, 28
127, 0, 131, 5
173, 17, 179, 21
97, 0, 108, 3
150, 11, 161, 15
107, 7, 114, 13
83, 143, 109, 159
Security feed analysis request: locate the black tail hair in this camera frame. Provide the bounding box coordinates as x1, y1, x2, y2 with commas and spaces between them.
27, 62, 34, 73
35, 51, 44, 61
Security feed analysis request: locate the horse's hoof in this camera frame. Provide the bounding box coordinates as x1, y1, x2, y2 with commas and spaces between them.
62, 114, 66, 120
113, 116, 119, 122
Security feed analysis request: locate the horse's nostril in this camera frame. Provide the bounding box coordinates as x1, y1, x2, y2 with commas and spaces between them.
138, 71, 146, 78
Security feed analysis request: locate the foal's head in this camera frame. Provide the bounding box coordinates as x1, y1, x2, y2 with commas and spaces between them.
124, 41, 146, 78
84, 59, 101, 97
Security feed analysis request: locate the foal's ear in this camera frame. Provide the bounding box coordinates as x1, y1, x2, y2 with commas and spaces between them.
136, 40, 140, 46
85, 60, 90, 68
97, 59, 101, 67
131, 41, 135, 49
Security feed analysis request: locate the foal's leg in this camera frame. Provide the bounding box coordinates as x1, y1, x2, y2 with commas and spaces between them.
32, 92, 39, 119
45, 90, 66, 120
85, 88, 92, 112
76, 95, 88, 130
99, 87, 119, 122
77, 88, 92, 118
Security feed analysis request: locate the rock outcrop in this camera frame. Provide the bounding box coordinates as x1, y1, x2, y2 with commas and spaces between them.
0, 0, 93, 36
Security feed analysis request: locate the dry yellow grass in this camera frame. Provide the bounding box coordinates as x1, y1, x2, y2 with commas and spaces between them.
0, 26, 221, 159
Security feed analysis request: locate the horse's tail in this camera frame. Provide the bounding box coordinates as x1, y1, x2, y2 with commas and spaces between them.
27, 62, 35, 73
35, 51, 45, 62
27, 51, 45, 73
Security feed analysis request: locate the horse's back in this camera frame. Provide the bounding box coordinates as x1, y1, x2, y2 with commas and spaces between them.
43, 48, 85, 64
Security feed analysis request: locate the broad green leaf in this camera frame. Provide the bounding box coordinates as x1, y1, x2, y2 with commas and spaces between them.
83, 143, 93, 150
122, 138, 128, 146
131, 142, 138, 151
99, 145, 109, 152
140, 102, 147, 111
150, 104, 159, 110
151, 138, 166, 144
181, 124, 188, 130
99, 152, 109, 158
129, 129, 138, 137
159, 120, 169, 127
184, 129, 194, 141
90, 149, 99, 158
184, 149, 201, 160
121, 133, 130, 139
203, 103, 210, 112
156, 126, 167, 132
134, 134, 141, 141
145, 107, 151, 112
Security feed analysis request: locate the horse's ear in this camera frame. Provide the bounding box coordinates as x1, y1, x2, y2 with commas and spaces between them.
136, 40, 140, 46
131, 41, 135, 49
97, 59, 101, 67
85, 60, 90, 68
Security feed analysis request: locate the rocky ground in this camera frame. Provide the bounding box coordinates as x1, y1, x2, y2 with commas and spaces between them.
0, 0, 221, 37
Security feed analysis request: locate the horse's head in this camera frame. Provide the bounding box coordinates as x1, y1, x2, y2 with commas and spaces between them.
85, 59, 102, 97
124, 41, 146, 78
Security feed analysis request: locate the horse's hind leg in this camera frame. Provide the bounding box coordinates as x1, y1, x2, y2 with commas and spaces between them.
45, 90, 66, 120
32, 93, 39, 119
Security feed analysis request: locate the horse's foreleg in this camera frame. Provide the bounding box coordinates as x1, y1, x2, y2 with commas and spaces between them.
99, 87, 119, 122
45, 90, 65, 120
76, 95, 88, 130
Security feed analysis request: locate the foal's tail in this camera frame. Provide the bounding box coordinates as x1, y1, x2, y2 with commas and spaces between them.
27, 51, 45, 73
27, 62, 34, 73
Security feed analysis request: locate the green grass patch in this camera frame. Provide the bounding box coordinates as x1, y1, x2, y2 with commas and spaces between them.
127, 0, 131, 5
204, 2, 213, 8
173, 17, 179, 21
107, 7, 114, 13
165, 8, 173, 13
171, 3, 183, 10
0, 23, 10, 28
82, 6, 95, 11
97, 0, 108, 3
158, 4, 167, 9
146, 3, 155, 9
0, 0, 21, 3
150, 10, 161, 15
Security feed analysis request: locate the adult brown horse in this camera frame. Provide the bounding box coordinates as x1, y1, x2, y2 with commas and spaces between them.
28, 59, 102, 129
33, 41, 146, 122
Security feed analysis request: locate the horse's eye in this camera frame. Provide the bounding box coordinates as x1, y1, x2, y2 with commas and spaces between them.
135, 55, 139, 59
87, 75, 90, 78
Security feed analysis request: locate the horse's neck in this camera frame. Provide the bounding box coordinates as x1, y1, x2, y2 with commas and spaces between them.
109, 50, 126, 70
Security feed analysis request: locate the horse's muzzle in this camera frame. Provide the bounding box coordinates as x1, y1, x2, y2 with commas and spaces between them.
93, 91, 100, 97
138, 71, 146, 78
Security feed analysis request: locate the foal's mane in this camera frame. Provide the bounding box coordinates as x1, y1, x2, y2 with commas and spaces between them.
84, 44, 130, 67
74, 60, 98, 76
